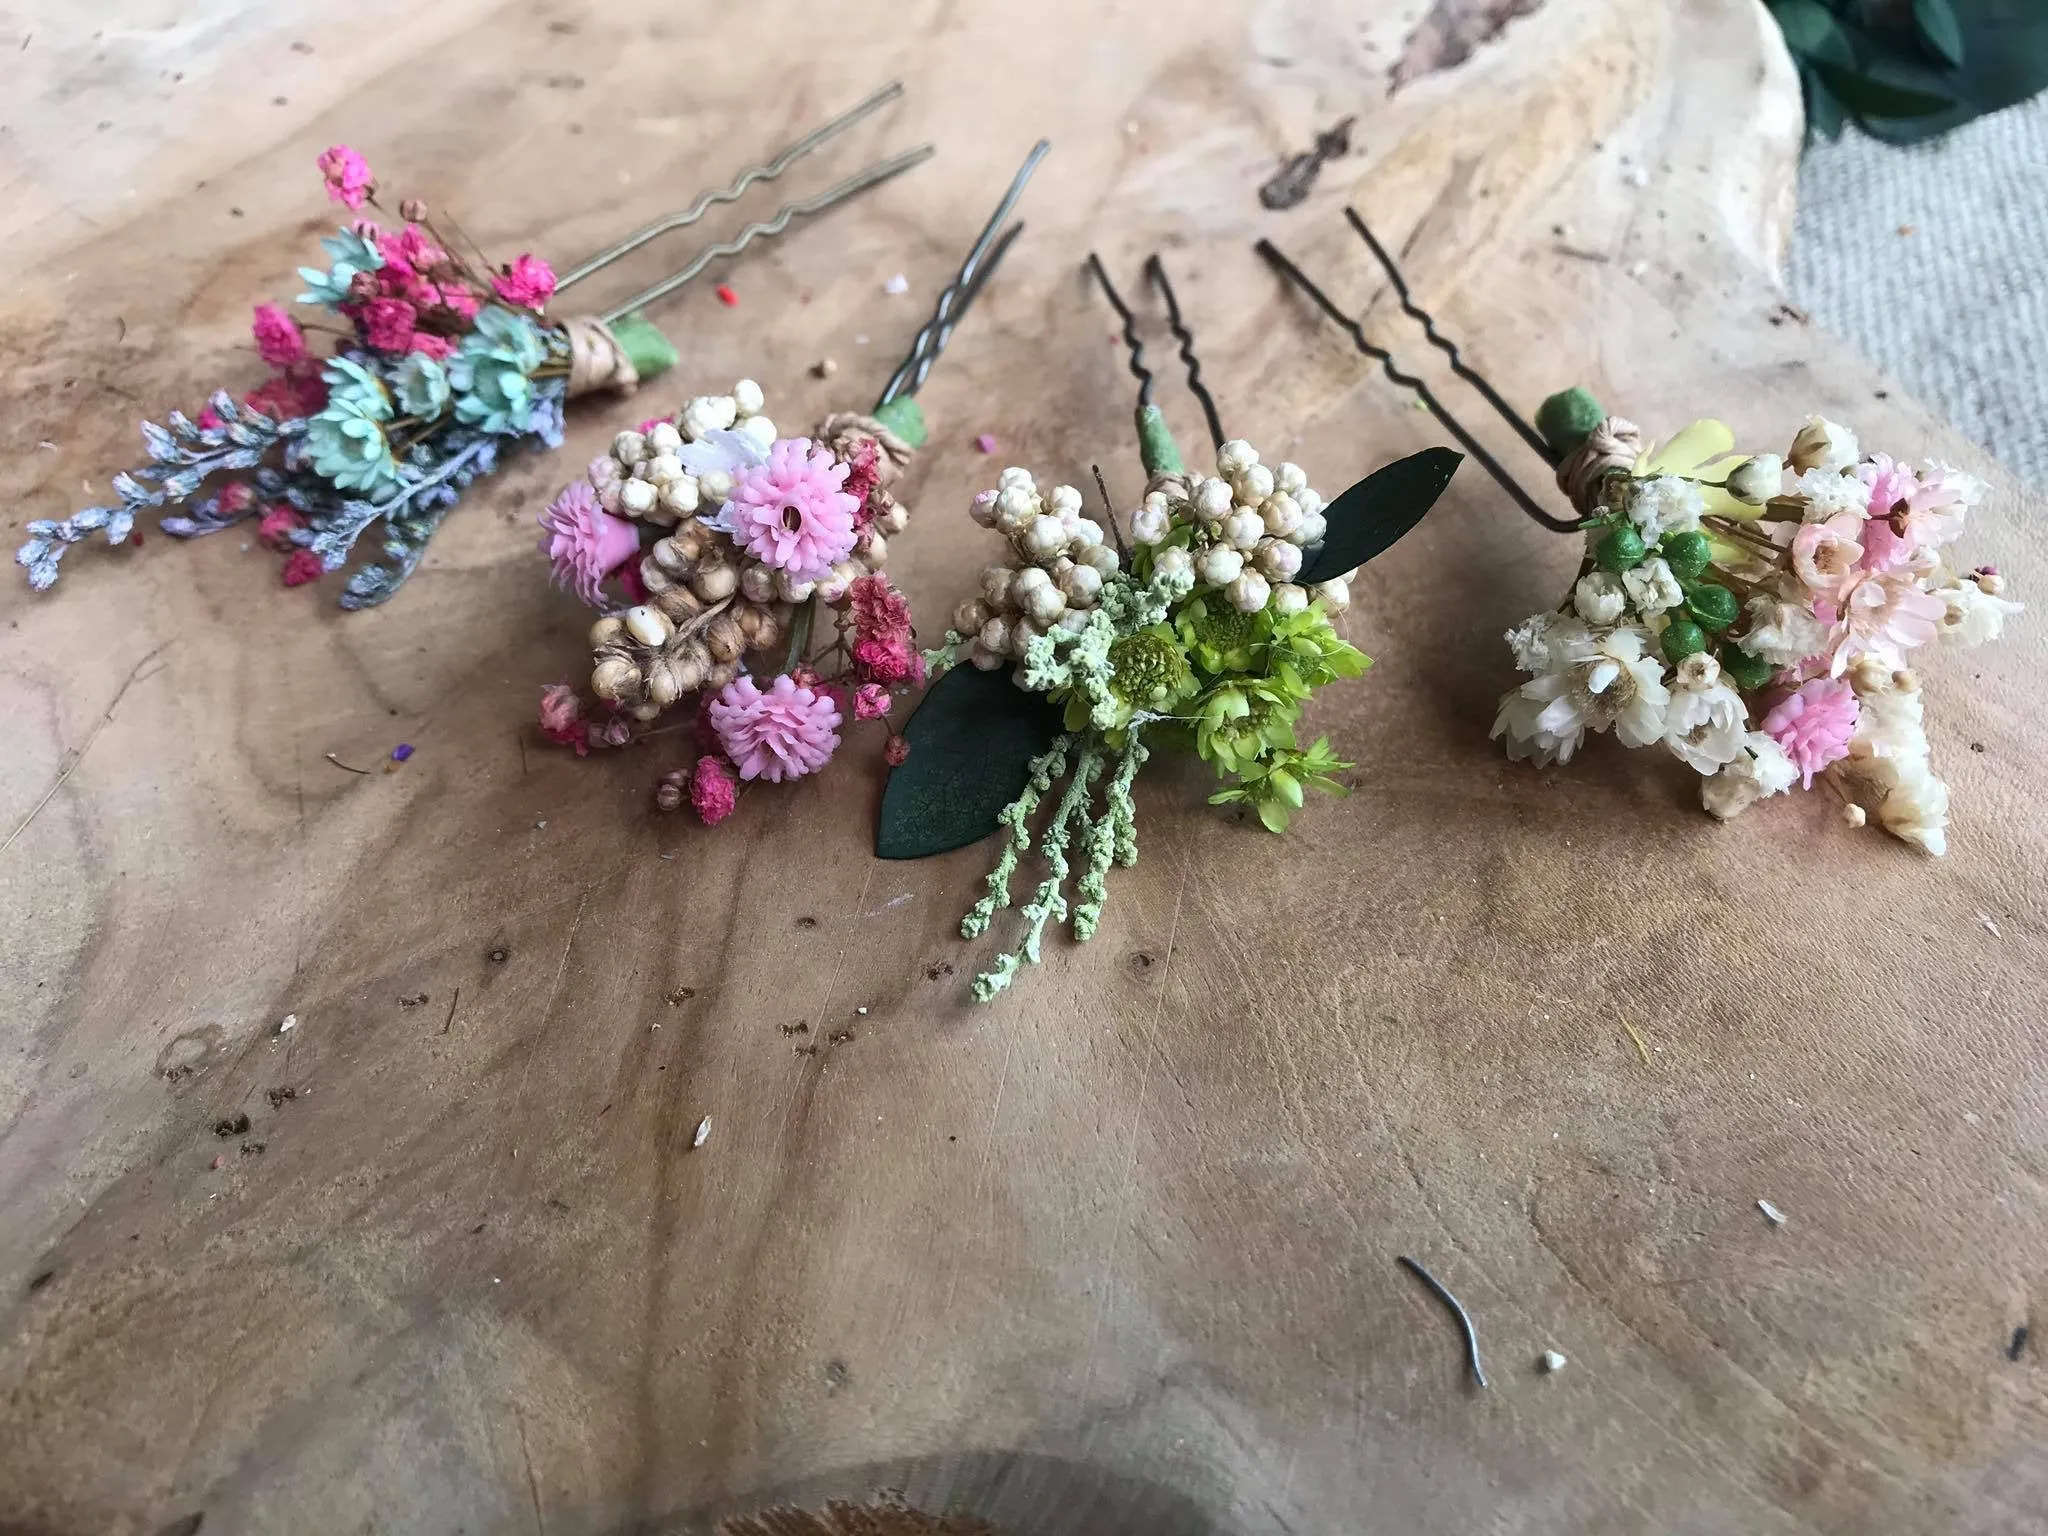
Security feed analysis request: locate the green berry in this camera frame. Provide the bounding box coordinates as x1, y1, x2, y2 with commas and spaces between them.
1660, 620, 1707, 663
1685, 582, 1739, 633
1536, 387, 1606, 458
1595, 526, 1647, 572
1719, 644, 1776, 693
1660, 529, 1712, 581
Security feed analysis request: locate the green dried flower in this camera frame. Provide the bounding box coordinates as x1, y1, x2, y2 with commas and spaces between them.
1108, 626, 1195, 715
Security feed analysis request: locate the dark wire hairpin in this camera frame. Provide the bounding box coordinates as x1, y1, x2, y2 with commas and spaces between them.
1145, 255, 1225, 452
596, 146, 933, 325
1254, 238, 1579, 533
1087, 252, 1223, 475
877, 138, 1050, 408
555, 82, 907, 292
1341, 207, 1556, 467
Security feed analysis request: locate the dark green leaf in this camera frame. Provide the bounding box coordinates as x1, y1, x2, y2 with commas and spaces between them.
1297, 447, 1462, 586
1773, 0, 1855, 64
1804, 70, 1848, 140
875, 663, 1065, 860
1913, 0, 1966, 67
1811, 59, 1957, 117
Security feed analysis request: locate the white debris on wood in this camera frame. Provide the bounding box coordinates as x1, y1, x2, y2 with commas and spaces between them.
692, 1116, 711, 1149
1757, 1199, 1787, 1226
1539, 1350, 1567, 1373
1981, 914, 2002, 938
276, 1013, 298, 1035
883, 273, 909, 295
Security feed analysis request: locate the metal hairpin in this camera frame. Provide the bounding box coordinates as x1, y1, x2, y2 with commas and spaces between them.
1341, 207, 1556, 467
1254, 238, 1579, 533
595, 146, 934, 325
1087, 252, 1227, 452
1145, 255, 1226, 451
555, 82, 907, 292
876, 139, 1050, 407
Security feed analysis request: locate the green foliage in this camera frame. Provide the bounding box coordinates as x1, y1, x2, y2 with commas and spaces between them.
875, 662, 1066, 859
1660, 618, 1708, 664
1208, 738, 1350, 834
1771, 0, 2048, 146
1297, 447, 1461, 585
1720, 644, 1778, 693
1685, 582, 1740, 633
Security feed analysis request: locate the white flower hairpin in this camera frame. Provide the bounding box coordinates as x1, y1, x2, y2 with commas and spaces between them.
1261, 208, 2019, 855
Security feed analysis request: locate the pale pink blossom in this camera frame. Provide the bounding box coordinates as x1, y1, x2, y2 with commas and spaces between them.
1857, 453, 1969, 571
538, 480, 640, 605
1760, 678, 1859, 787
854, 682, 892, 720
707, 674, 842, 782
317, 145, 375, 209
1831, 572, 1946, 672
1791, 511, 1864, 601
251, 303, 306, 366
492, 254, 557, 311
724, 438, 858, 582
538, 684, 589, 755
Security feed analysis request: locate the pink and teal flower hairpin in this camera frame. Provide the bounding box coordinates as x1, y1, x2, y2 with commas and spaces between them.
1262, 208, 2019, 856
16, 84, 930, 608
873, 252, 1463, 1001
532, 144, 1051, 828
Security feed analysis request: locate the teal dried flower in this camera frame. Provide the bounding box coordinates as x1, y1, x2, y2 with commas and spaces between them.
449, 306, 550, 435
296, 226, 386, 309
393, 353, 452, 419
304, 357, 401, 497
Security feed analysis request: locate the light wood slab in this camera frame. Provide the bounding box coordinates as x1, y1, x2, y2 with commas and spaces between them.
2, 2, 2043, 1532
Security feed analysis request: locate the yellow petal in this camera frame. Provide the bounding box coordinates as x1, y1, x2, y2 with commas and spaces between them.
1637, 419, 1737, 476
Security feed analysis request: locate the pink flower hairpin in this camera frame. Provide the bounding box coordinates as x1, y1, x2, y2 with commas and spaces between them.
533, 143, 1051, 824
1262, 208, 2018, 856
18, 84, 931, 608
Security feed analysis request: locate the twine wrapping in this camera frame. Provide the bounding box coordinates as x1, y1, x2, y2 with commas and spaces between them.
817, 412, 916, 483
563, 315, 641, 399
1555, 415, 1643, 516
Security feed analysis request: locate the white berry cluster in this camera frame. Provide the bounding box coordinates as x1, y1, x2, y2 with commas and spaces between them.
598, 379, 773, 528
955, 469, 1125, 672
583, 381, 911, 719
1134, 439, 1351, 617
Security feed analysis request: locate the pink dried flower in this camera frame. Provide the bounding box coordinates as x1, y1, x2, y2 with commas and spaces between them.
1760, 678, 1859, 788
883, 733, 910, 766
317, 145, 375, 209
616, 559, 649, 605
538, 684, 589, 755
725, 438, 859, 582
377, 225, 446, 279
691, 756, 740, 825
408, 331, 455, 361
538, 480, 641, 606
360, 297, 417, 353
636, 417, 669, 434
707, 674, 842, 783
847, 572, 911, 642
852, 635, 919, 685
493, 254, 557, 312
252, 303, 307, 367
789, 664, 823, 689
197, 404, 225, 431
854, 682, 892, 721
438, 286, 482, 320
280, 548, 325, 587
257, 503, 306, 551
216, 482, 256, 516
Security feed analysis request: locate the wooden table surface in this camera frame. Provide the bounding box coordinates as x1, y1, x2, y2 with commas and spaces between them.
3, 2, 2044, 1532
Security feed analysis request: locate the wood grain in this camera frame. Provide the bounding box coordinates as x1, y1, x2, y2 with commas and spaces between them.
3, 2, 2045, 1532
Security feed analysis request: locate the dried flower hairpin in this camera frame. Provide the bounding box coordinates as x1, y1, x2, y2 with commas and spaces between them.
18, 84, 930, 608
1265, 207, 2019, 855
534, 143, 1050, 827
875, 254, 1463, 1001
